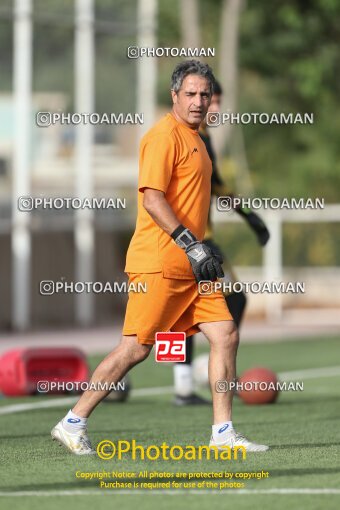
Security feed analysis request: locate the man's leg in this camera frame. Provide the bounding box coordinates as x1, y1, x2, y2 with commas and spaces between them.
51, 335, 152, 454
73, 335, 151, 417
199, 320, 269, 452
173, 336, 210, 406
198, 321, 239, 423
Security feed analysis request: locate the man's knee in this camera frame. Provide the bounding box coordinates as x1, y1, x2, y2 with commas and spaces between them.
128, 342, 152, 364
211, 322, 239, 350
228, 324, 239, 350
119, 336, 152, 364
135, 343, 152, 362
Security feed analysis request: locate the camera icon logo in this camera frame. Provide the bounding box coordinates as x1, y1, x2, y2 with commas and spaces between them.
206, 112, 221, 127
217, 196, 233, 212
40, 280, 55, 295
215, 380, 228, 393
18, 196, 34, 211
127, 46, 139, 59
37, 381, 49, 393
36, 112, 52, 127
198, 281, 213, 295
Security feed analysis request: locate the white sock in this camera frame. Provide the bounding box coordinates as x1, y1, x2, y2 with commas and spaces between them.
212, 421, 233, 443
62, 409, 87, 433
174, 364, 194, 397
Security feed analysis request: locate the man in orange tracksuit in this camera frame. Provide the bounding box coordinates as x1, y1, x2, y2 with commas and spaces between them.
51, 60, 269, 454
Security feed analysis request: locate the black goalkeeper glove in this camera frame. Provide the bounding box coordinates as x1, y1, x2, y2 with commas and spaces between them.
171, 225, 224, 283
236, 208, 270, 247
202, 238, 224, 265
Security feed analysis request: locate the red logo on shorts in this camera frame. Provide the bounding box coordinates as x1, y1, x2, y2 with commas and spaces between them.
155, 332, 186, 362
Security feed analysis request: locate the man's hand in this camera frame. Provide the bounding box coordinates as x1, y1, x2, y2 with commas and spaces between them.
202, 239, 224, 264
171, 225, 224, 283
186, 242, 224, 282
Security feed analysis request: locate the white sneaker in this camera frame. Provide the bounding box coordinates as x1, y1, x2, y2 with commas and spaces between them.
209, 429, 269, 452
51, 421, 96, 455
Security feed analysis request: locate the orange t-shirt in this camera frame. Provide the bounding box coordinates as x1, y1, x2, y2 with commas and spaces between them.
125, 113, 212, 279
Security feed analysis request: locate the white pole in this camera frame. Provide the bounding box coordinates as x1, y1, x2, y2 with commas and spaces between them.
12, 0, 33, 330
180, 0, 200, 48
74, 0, 95, 326
137, 0, 157, 138
263, 212, 283, 322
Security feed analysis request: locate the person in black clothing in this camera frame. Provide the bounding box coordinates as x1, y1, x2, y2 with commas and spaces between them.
173, 80, 270, 406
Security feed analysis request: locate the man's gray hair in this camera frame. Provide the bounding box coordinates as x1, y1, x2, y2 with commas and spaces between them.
171, 60, 215, 95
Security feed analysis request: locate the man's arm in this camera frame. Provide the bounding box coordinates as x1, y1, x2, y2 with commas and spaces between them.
143, 188, 224, 282
143, 188, 180, 235
199, 131, 270, 247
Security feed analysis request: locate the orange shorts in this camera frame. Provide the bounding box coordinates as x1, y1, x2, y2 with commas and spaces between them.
122, 273, 233, 344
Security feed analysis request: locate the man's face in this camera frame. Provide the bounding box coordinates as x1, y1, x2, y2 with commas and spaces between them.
171, 74, 211, 129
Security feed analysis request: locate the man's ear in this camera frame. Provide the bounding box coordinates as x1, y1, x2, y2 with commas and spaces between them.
171, 89, 178, 104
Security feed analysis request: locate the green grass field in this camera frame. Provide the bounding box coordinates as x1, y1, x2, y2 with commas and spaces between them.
0, 335, 340, 510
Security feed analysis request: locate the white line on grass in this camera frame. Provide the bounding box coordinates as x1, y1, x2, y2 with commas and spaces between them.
0, 489, 340, 497
1, 364, 340, 416
279, 366, 340, 381
0, 397, 77, 415
0, 387, 174, 415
